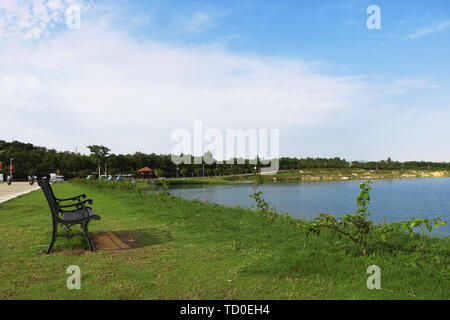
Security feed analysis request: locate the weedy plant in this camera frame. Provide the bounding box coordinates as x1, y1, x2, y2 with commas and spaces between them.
73, 178, 137, 191
250, 175, 278, 222
298, 180, 447, 256
148, 178, 171, 202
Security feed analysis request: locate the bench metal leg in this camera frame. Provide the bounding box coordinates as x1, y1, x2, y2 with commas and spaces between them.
82, 221, 95, 252
46, 222, 57, 254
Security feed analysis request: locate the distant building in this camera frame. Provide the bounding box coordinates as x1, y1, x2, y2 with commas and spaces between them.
137, 167, 155, 179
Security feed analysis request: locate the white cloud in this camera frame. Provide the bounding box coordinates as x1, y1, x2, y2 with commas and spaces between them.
407, 20, 450, 40
383, 78, 440, 95
0, 23, 378, 153
47, 0, 64, 11
1, 29, 373, 122
0, 14, 444, 156
185, 12, 214, 32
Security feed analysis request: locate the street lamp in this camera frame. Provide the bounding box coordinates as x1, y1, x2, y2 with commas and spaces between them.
9, 157, 15, 177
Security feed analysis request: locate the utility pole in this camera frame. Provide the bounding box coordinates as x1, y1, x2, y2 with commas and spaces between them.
8, 157, 15, 185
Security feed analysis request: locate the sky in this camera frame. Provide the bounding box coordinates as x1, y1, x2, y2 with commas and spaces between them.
0, 0, 449, 161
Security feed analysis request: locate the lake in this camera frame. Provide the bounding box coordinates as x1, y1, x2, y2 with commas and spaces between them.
169, 177, 450, 236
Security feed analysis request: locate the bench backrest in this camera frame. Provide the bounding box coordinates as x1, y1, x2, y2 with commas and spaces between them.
38, 178, 59, 220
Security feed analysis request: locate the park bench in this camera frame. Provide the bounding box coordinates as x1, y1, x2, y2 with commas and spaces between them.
38, 178, 101, 254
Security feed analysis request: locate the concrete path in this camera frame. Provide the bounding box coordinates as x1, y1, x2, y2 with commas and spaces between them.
0, 182, 40, 204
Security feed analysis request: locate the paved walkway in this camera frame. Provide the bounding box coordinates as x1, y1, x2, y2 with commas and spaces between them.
0, 182, 40, 204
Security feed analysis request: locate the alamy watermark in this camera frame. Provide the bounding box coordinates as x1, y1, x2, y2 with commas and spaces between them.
65, 5, 81, 30
366, 5, 381, 30
366, 265, 381, 289
67, 265, 81, 290
65, 0, 98, 30
171, 121, 280, 174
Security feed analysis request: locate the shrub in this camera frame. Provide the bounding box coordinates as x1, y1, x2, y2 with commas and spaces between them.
298, 180, 447, 256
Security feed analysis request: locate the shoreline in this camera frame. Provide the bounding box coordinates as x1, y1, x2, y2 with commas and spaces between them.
164, 169, 450, 186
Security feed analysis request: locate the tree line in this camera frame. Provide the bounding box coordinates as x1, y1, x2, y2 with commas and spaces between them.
1, 140, 449, 180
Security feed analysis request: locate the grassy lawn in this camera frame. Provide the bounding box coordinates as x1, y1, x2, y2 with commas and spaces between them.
0, 182, 449, 299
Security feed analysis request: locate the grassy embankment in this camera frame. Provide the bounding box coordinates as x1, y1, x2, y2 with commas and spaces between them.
0, 181, 449, 299
161, 168, 450, 187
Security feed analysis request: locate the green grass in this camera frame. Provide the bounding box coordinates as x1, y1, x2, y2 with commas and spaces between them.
154, 176, 251, 187
0, 182, 449, 299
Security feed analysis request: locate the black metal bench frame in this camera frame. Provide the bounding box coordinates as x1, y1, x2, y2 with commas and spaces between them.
38, 178, 100, 254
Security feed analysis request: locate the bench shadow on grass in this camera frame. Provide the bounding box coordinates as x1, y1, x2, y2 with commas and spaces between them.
93, 228, 173, 251
44, 228, 172, 255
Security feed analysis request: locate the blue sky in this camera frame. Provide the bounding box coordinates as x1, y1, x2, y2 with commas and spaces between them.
106, 0, 450, 75
0, 0, 449, 161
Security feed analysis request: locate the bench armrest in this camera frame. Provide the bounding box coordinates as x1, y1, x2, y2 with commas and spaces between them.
59, 199, 93, 209
56, 194, 87, 203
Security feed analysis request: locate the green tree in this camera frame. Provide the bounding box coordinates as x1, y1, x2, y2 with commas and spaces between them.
154, 168, 165, 178
87, 145, 111, 179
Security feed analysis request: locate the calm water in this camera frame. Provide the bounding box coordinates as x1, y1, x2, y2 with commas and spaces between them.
169, 177, 450, 236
